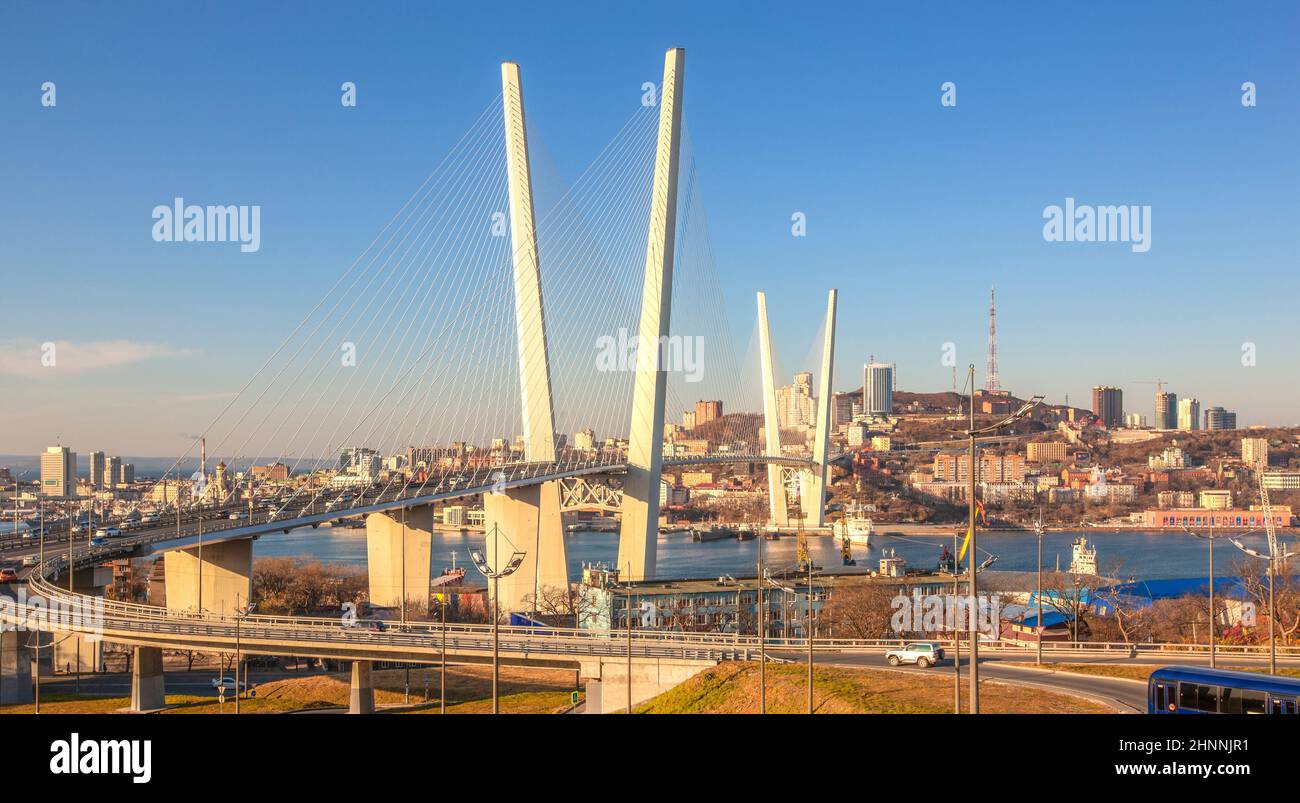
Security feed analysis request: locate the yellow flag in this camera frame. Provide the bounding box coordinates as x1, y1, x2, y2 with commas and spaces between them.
959, 527, 972, 562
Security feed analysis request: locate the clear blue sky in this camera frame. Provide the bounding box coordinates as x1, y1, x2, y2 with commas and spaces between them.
1, 1, 1297, 455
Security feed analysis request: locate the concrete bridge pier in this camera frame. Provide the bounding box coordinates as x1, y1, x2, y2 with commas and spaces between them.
578, 655, 715, 714
128, 646, 165, 711
484, 482, 566, 614
164, 538, 253, 617
0, 629, 34, 705
366, 506, 433, 614
348, 660, 374, 714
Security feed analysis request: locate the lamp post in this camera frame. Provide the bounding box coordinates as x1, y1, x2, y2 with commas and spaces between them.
439, 594, 447, 715
758, 529, 766, 714
1035, 517, 1044, 667
962, 373, 1042, 715
1183, 523, 1233, 669
766, 569, 814, 713
952, 528, 961, 713
468, 524, 525, 714
233, 600, 256, 714
1225, 535, 1295, 676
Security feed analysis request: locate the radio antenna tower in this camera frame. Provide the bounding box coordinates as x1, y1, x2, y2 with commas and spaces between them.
985, 284, 1000, 392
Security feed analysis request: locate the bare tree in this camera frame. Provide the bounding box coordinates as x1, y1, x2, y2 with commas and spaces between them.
1038, 570, 1091, 641
821, 583, 898, 639
1090, 560, 1147, 645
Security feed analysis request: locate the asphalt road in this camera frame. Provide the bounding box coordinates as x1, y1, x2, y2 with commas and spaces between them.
771, 649, 1300, 713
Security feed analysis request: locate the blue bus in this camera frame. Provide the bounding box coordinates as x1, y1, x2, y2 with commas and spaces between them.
1149, 666, 1300, 714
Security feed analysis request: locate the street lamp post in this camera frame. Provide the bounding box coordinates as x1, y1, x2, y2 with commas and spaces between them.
952, 528, 961, 713
806, 557, 814, 715
1036, 518, 1044, 667
962, 375, 1043, 715
468, 524, 525, 715
234, 600, 256, 714
1182, 524, 1229, 669
758, 529, 765, 714
1223, 534, 1294, 676
440, 595, 447, 715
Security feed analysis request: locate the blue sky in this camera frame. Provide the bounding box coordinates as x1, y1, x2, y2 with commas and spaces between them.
1, 1, 1298, 455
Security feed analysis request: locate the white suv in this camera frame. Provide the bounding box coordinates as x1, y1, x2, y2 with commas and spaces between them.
886, 642, 945, 668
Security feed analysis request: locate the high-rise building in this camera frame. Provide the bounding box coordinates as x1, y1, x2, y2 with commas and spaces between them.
832, 392, 856, 427
88, 451, 106, 489
1091, 386, 1123, 428
1124, 412, 1147, 428
40, 445, 76, 498
863, 362, 894, 415
119, 462, 134, 485
777, 371, 816, 429
682, 411, 696, 430
1204, 406, 1237, 431
694, 400, 722, 427
339, 447, 380, 477
1242, 437, 1269, 468
1177, 397, 1200, 431
573, 428, 595, 451
1155, 391, 1177, 430
104, 455, 122, 489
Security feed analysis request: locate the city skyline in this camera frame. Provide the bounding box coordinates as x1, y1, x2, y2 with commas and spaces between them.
3, 3, 1298, 455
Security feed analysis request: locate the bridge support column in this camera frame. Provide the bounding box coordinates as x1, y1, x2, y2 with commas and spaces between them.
0, 630, 33, 705
484, 482, 565, 614
799, 289, 837, 528
348, 660, 374, 714
365, 506, 432, 614
163, 538, 252, 617
128, 646, 165, 711
578, 655, 714, 714
53, 565, 110, 674
757, 291, 789, 527
618, 48, 686, 582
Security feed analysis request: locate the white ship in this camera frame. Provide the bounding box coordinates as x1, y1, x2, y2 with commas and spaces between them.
1068, 535, 1098, 575
837, 516, 874, 545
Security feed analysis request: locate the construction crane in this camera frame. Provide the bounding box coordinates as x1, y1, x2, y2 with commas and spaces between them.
1134, 379, 1169, 394
1255, 456, 1280, 562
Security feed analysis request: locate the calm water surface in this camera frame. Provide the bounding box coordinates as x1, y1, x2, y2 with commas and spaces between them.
253, 526, 1298, 581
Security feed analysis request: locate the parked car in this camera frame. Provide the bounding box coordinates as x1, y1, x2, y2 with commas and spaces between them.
0, 568, 18, 582
885, 642, 945, 668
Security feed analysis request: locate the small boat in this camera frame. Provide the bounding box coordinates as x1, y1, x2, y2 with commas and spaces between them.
736, 527, 756, 542
836, 516, 874, 545
692, 526, 735, 543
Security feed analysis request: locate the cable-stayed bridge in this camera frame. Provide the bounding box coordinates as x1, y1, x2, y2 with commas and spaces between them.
3, 49, 844, 712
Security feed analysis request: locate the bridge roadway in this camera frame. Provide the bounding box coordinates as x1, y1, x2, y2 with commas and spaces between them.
0, 453, 820, 558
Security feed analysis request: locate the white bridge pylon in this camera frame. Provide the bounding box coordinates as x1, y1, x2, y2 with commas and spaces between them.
757, 288, 838, 529
482, 61, 568, 613
616, 47, 687, 583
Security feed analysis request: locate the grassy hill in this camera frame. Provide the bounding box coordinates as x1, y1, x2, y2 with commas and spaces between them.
635, 661, 1112, 714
